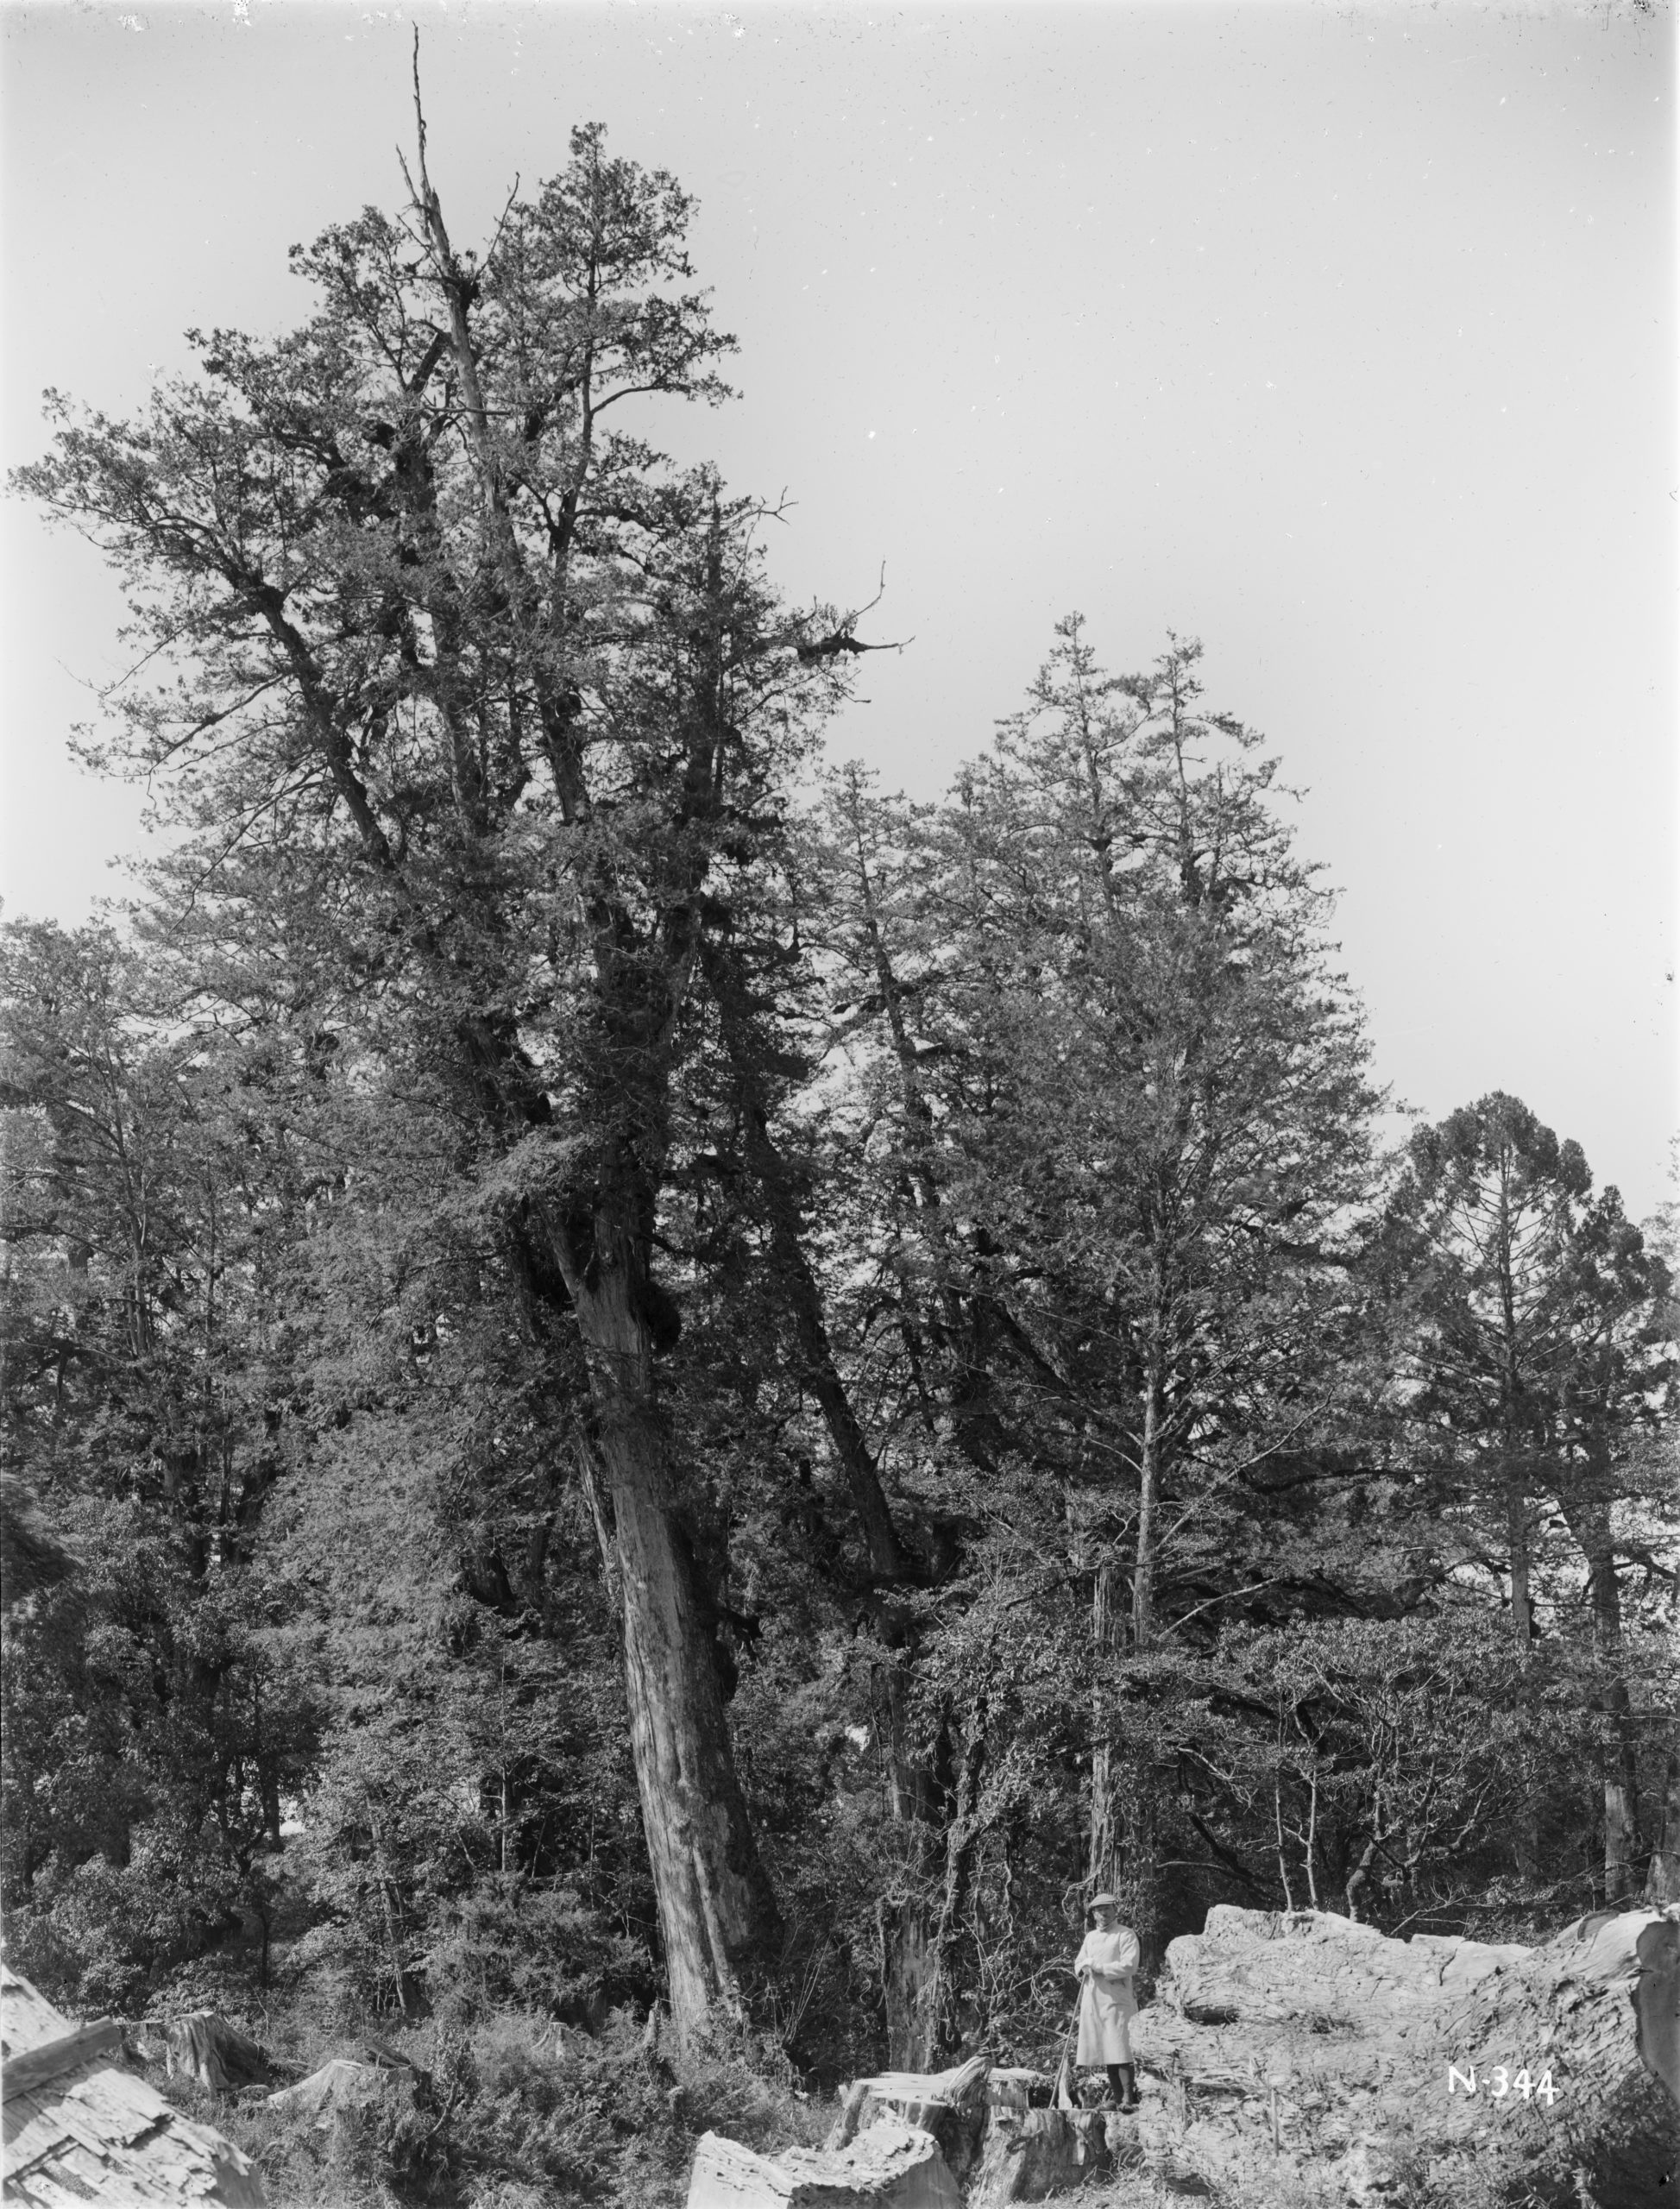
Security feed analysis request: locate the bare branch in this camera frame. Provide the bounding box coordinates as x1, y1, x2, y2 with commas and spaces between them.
789, 562, 913, 660
483, 173, 523, 270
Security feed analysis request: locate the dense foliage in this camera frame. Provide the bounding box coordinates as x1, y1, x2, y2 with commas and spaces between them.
3, 104, 1676, 2207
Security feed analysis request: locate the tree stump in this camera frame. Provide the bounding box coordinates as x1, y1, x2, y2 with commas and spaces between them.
158, 2013, 272, 2094
688, 2117, 960, 2207
984, 2069, 1053, 2115
821, 2056, 991, 2185
265, 2057, 422, 2130
967, 2108, 1118, 2206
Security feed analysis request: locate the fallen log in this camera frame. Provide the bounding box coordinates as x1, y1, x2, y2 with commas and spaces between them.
1636, 1916, 1680, 2106
1132, 1903, 1680, 2206
1, 2018, 125, 2099
2, 1963, 262, 2206
688, 2116, 960, 2208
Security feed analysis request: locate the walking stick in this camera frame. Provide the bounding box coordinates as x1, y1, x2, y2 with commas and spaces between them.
1053, 1976, 1081, 2111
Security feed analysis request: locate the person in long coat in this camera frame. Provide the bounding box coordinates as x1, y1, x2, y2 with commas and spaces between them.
1074, 1891, 1140, 2110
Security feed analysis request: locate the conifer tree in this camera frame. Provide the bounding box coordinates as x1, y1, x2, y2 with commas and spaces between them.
14, 95, 891, 2043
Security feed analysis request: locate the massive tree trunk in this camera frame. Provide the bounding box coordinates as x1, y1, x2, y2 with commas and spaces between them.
702, 940, 952, 2060
878, 1891, 939, 2071
878, 1694, 990, 2067
550, 1192, 780, 2046
878, 1695, 947, 2070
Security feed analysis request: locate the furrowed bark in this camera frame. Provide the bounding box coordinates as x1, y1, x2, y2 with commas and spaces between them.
931, 1690, 990, 2055
878, 1693, 989, 2071
549, 1193, 780, 2044
22, 111, 796, 2062
878, 1892, 938, 2070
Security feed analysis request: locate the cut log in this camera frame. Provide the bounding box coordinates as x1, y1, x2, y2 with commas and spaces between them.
821, 2055, 990, 2185
967, 2108, 1119, 2206
984, 2069, 1052, 2114
2, 2018, 124, 2098
825, 2056, 991, 2144
159, 2012, 272, 2094
1, 1963, 262, 2206
1131, 1903, 1680, 2207
1635, 1917, 1680, 2107
688, 2117, 960, 2207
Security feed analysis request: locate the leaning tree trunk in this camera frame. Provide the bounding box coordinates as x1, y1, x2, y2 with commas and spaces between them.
700, 938, 914, 1586
551, 1190, 780, 2047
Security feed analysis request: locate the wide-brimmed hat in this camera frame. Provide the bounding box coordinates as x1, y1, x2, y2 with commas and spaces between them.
1087, 1891, 1118, 1910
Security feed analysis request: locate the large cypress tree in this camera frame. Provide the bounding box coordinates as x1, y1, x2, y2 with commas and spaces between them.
14, 92, 891, 2044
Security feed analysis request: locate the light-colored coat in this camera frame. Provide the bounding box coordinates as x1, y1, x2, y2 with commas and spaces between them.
1075, 1924, 1139, 2065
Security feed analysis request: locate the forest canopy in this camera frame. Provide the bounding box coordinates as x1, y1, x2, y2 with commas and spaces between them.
3, 98, 1676, 2209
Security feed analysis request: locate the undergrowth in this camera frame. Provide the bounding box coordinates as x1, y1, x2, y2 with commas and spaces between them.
153, 2001, 824, 2208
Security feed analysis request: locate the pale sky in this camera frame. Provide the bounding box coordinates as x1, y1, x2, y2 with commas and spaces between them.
2, 1, 1674, 1216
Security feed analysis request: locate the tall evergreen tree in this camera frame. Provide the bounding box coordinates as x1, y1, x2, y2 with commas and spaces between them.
14, 98, 895, 2044
1393, 1095, 1675, 1900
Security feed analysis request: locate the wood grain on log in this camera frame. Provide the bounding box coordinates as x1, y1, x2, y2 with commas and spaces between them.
1, 2019, 123, 2098
266, 2057, 420, 2127
0, 1966, 263, 2206
160, 2012, 272, 2093
967, 2108, 1117, 2207
1134, 1904, 1680, 2206
688, 2118, 960, 2207
1635, 1917, 1680, 2108
819, 2055, 991, 2185
983, 2069, 1051, 2113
